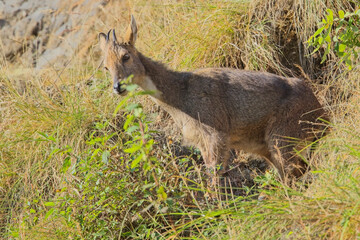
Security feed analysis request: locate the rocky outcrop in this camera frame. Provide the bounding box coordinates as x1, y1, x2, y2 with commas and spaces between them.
0, 0, 108, 69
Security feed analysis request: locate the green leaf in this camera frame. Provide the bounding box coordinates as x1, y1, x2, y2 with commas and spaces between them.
338, 43, 346, 53
142, 183, 156, 190
125, 84, 138, 92
113, 95, 131, 117
324, 27, 332, 43
157, 186, 168, 201
335, 26, 342, 34
45, 208, 55, 220
312, 26, 325, 38
44, 202, 55, 207
30, 208, 36, 214
126, 125, 139, 133
130, 154, 144, 169
325, 33, 331, 43
126, 103, 140, 111
136, 90, 156, 96
123, 115, 135, 130
93, 230, 107, 237
61, 157, 71, 173
339, 10, 345, 19
326, 9, 333, 23
345, 59, 352, 69
38, 132, 56, 142
90, 148, 101, 160
101, 151, 110, 164
321, 44, 331, 63
133, 107, 143, 117
124, 145, 141, 154
345, 11, 353, 18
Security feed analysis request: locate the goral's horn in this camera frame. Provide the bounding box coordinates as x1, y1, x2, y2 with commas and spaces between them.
112, 29, 118, 43
106, 29, 111, 42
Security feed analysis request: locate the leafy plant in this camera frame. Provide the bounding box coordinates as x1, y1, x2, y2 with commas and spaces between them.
308, 8, 360, 69
36, 77, 183, 239
113, 80, 159, 180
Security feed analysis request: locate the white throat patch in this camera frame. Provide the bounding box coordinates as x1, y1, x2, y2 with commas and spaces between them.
143, 76, 162, 98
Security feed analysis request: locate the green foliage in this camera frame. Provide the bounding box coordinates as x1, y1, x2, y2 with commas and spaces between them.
308, 8, 360, 69
113, 80, 159, 177
16, 78, 196, 239
50, 86, 158, 238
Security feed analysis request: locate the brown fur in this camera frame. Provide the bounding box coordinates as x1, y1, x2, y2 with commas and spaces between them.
99, 15, 328, 179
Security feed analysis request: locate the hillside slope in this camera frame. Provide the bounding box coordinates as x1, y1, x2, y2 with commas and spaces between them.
1, 0, 359, 239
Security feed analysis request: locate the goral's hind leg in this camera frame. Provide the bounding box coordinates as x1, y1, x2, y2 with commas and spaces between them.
199, 133, 230, 174
198, 133, 231, 189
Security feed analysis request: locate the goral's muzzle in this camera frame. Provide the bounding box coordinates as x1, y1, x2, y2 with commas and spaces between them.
113, 78, 126, 95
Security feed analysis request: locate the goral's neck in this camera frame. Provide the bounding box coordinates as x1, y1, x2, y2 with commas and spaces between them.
137, 52, 189, 107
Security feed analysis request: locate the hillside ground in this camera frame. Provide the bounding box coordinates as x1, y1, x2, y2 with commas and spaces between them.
1, 0, 359, 239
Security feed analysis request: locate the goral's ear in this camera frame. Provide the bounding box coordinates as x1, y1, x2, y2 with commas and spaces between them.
98, 32, 108, 51
124, 15, 137, 45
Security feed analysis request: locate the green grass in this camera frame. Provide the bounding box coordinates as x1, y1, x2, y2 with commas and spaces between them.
1, 0, 360, 239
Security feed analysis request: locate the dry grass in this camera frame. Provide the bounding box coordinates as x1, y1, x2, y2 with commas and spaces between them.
1, 0, 359, 239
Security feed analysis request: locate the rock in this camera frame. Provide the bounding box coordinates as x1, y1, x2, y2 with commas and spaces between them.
0, 0, 108, 68
37, 47, 66, 69
0, 19, 8, 28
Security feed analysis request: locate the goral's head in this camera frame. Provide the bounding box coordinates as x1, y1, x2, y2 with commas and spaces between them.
99, 15, 145, 95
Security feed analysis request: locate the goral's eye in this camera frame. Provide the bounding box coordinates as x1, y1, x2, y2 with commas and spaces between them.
122, 54, 130, 62
104, 66, 109, 71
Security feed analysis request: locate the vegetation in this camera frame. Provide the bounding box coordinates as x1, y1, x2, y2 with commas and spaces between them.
1, 0, 359, 239
308, 7, 360, 69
